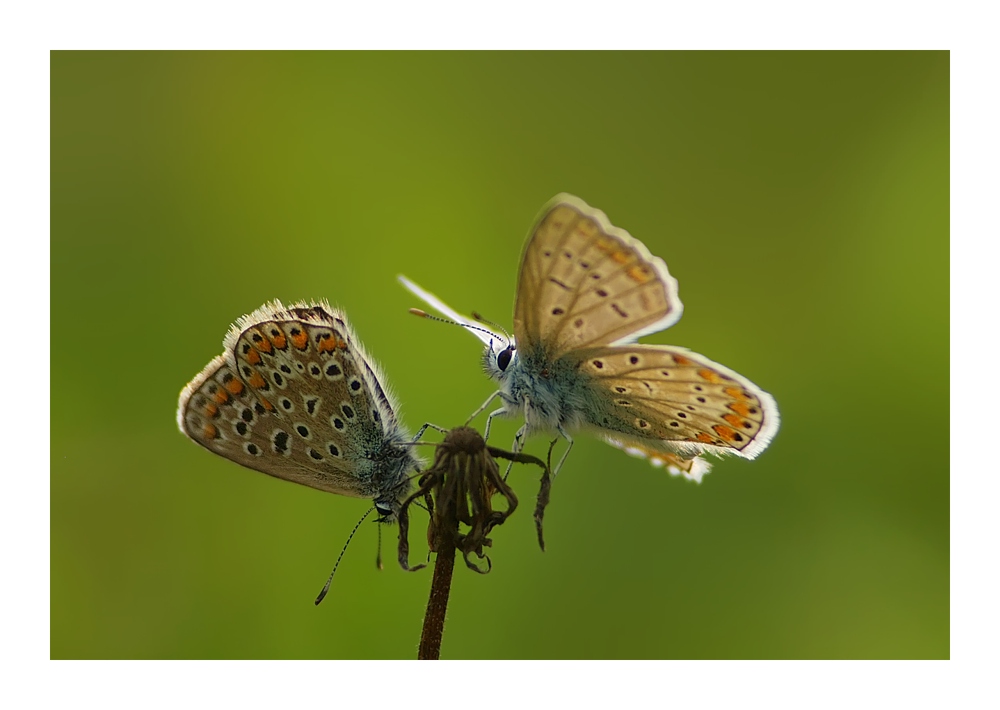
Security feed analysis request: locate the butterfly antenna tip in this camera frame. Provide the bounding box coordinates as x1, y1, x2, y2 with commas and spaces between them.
314, 505, 376, 606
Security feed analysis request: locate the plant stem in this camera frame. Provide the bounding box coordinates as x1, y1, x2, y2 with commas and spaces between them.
400, 426, 549, 660
417, 521, 457, 660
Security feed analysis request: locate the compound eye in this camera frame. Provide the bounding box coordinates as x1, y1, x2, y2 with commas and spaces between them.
496, 346, 514, 372
374, 502, 393, 519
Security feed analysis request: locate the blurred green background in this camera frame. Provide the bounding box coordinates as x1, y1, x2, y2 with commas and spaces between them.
51, 51, 948, 659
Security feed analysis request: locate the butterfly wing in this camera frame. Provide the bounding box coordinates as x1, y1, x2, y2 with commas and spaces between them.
568, 344, 779, 475
177, 301, 411, 499
513, 194, 683, 357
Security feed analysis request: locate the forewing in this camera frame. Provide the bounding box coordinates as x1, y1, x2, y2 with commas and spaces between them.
572, 344, 779, 461
177, 301, 397, 498
513, 194, 683, 357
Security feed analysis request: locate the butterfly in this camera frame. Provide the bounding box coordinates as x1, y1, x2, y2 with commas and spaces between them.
400, 194, 779, 482
177, 301, 421, 519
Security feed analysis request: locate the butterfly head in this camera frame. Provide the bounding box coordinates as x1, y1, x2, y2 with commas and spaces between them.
400, 275, 519, 380
373, 498, 397, 522
370, 438, 424, 522
370, 481, 409, 523
373, 476, 408, 521
482, 338, 517, 384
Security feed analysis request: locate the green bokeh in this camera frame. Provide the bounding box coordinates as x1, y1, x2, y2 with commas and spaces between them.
51, 51, 948, 659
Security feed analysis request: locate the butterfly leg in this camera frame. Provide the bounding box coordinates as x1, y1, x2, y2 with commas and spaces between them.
410, 422, 448, 442
502, 423, 528, 480
551, 425, 574, 477
482, 405, 509, 444
396, 472, 438, 572
465, 390, 501, 428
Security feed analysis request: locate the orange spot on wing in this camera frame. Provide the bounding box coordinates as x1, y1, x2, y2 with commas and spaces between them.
696, 432, 714, 444
712, 425, 737, 442
336, 336, 349, 350
317, 334, 336, 353
203, 402, 218, 418
225, 379, 245, 396
271, 332, 286, 349
248, 372, 267, 389
245, 349, 261, 365
723, 413, 743, 428
213, 389, 230, 405
259, 396, 274, 411
203, 423, 218, 440
576, 219, 597, 238
627, 265, 652, 283
698, 368, 722, 383
291, 330, 308, 350
672, 354, 691, 366
256, 337, 272, 354
611, 251, 629, 264
728, 401, 751, 417
595, 236, 614, 253
725, 387, 748, 400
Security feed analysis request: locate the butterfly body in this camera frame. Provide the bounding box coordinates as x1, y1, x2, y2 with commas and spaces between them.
177, 301, 420, 518
402, 193, 779, 482
486, 342, 593, 435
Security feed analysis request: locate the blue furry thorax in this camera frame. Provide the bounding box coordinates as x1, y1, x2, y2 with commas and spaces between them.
485, 342, 595, 433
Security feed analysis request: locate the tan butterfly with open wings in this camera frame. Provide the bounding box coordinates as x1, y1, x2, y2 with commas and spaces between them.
400, 194, 779, 482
